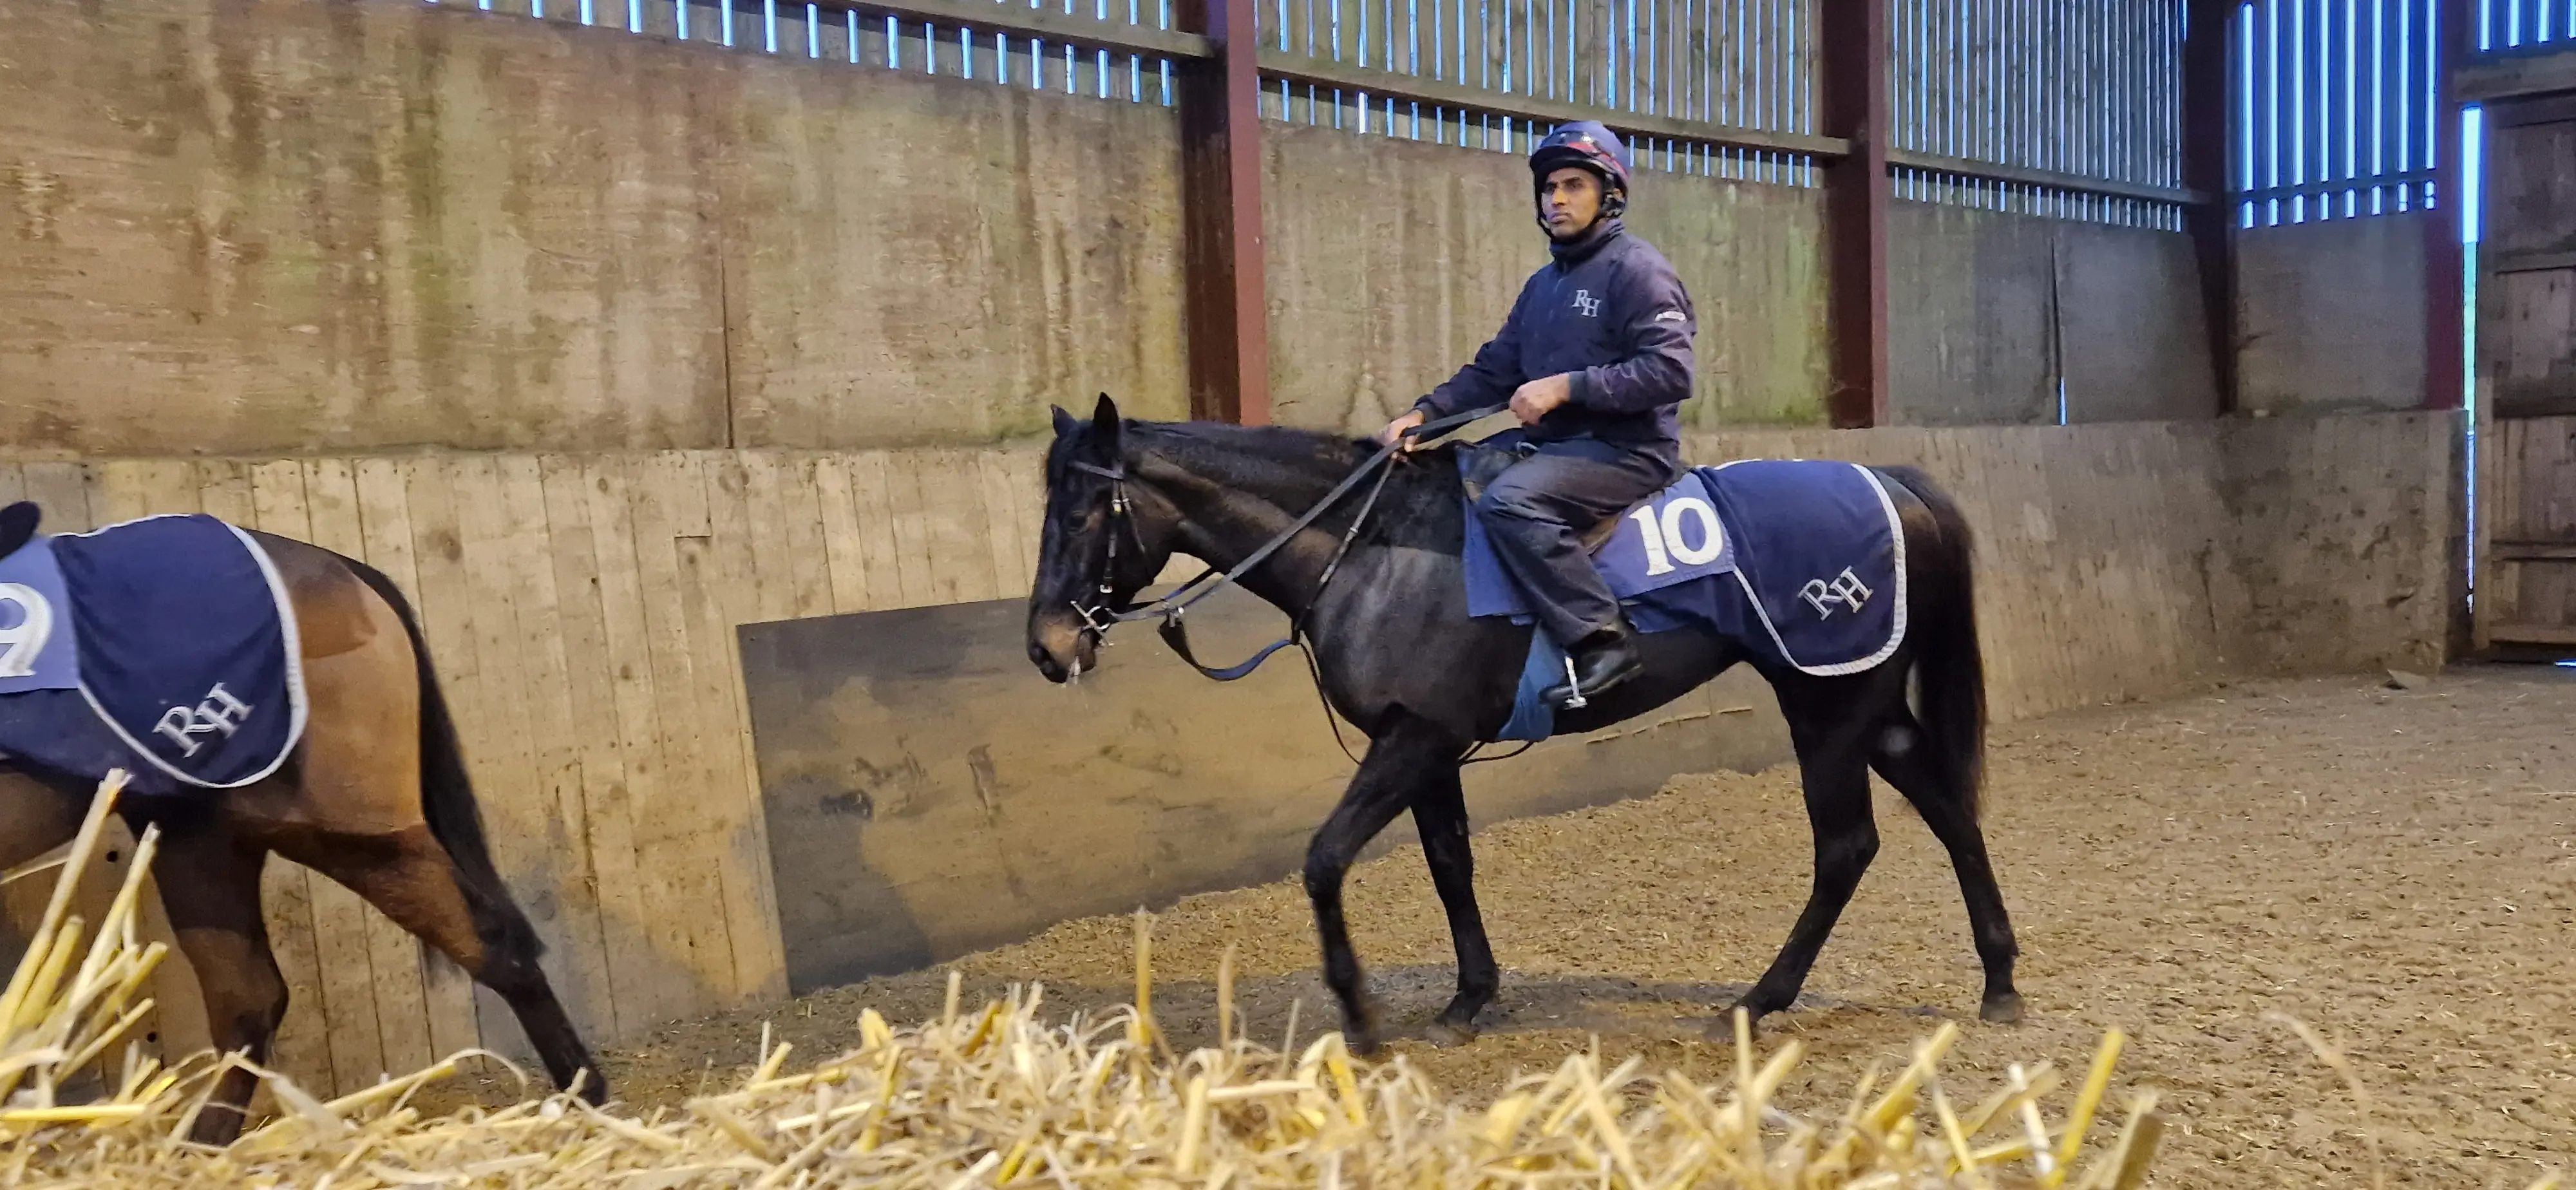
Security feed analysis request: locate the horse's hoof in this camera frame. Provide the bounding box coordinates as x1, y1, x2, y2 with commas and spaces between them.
1705, 1017, 1750, 1044
1980, 992, 2025, 1025
1709, 999, 1774, 1042
1424, 1019, 1477, 1048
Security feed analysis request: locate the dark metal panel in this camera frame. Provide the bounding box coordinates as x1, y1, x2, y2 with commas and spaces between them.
740, 591, 1785, 990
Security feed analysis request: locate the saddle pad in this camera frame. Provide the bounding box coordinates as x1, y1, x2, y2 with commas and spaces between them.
1469, 460, 1908, 741
0, 515, 307, 795
1460, 464, 1737, 621
1494, 629, 1569, 743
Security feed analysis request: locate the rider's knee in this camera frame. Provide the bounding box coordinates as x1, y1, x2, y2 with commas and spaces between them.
1474, 478, 1549, 524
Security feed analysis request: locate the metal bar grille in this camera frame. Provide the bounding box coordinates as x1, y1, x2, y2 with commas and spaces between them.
2231, 0, 2475, 225
2479, 0, 2576, 47
1253, 0, 1819, 185
419, 0, 1189, 106
421, 0, 2219, 211
1889, 0, 2188, 228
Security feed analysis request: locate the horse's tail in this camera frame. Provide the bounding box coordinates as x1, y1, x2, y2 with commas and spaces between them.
1879, 466, 1987, 822
340, 556, 545, 958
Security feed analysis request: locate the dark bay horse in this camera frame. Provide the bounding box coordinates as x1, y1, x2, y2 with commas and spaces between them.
0, 513, 602, 1142
1026, 397, 2020, 1053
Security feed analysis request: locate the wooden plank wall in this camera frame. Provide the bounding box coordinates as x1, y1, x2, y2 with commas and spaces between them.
29, 448, 1045, 1095
4, 411, 2452, 1095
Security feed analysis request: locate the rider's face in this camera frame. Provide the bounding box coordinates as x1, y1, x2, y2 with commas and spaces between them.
1539, 167, 1604, 240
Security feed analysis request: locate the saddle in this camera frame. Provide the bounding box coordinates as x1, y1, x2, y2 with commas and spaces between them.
0, 502, 39, 563
1454, 443, 1642, 554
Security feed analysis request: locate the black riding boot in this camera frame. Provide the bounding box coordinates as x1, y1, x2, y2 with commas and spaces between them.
1542, 618, 1644, 708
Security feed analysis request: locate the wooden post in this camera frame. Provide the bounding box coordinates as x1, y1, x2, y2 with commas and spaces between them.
1819, 0, 1890, 429
2181, 0, 2241, 415
1178, 0, 1271, 425
2423, 0, 2469, 411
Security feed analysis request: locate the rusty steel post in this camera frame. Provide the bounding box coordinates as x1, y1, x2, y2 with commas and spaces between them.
1177, 0, 1271, 425
2424, 0, 2469, 411
1819, 0, 1890, 429
2181, 0, 2242, 415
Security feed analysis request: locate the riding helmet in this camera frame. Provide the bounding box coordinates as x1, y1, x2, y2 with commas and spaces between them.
1529, 121, 1633, 218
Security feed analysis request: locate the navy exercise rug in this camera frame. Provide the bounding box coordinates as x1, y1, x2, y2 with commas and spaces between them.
1461, 457, 1906, 742
0, 514, 306, 796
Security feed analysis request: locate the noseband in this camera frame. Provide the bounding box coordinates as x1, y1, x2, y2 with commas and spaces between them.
1060, 403, 1503, 682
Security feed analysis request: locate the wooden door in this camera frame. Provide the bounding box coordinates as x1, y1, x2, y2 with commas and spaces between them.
2475, 78, 2576, 656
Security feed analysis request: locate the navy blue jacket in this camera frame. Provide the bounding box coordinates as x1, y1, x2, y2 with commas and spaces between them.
1414, 220, 1696, 453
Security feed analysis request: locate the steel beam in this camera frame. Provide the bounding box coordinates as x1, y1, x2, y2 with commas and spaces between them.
1818, 0, 1889, 429
2426, 0, 2469, 412
1177, 0, 1269, 424
2181, 0, 2240, 415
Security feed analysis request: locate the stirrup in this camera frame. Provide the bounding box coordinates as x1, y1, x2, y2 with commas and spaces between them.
1558, 655, 1589, 710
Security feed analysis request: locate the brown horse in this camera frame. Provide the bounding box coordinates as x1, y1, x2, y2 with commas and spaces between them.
0, 519, 602, 1143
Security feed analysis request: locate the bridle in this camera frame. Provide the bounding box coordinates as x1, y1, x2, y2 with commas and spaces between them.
1062, 457, 1151, 641
1058, 403, 1504, 683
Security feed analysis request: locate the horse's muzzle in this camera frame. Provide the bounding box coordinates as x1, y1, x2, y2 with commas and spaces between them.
1027, 608, 1099, 683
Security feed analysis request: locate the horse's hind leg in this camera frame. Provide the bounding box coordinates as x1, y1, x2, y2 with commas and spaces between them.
151, 826, 285, 1146
1870, 710, 2022, 1023
286, 828, 605, 1104
260, 537, 602, 1102
1413, 761, 1499, 1046
1734, 677, 1882, 1026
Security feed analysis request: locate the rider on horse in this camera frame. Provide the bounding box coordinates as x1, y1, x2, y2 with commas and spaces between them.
1377, 120, 1696, 708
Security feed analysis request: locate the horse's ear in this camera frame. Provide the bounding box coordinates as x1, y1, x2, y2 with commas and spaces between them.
1050, 404, 1078, 438
1090, 393, 1122, 448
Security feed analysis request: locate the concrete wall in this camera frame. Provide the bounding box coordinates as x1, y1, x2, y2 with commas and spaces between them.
715, 58, 1189, 448
1890, 202, 2221, 426
0, 0, 1188, 456
2218, 410, 2466, 674
2237, 213, 2437, 414
5, 0, 2253, 458
1262, 127, 1830, 435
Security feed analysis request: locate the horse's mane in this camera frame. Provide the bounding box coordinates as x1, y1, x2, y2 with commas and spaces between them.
1119, 419, 1468, 549
1130, 420, 1373, 472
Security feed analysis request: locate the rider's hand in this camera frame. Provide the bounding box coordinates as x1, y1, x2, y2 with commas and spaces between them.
1376, 409, 1428, 449
1510, 374, 1574, 425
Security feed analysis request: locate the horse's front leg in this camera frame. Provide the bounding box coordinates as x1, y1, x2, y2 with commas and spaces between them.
1302, 714, 1457, 1055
